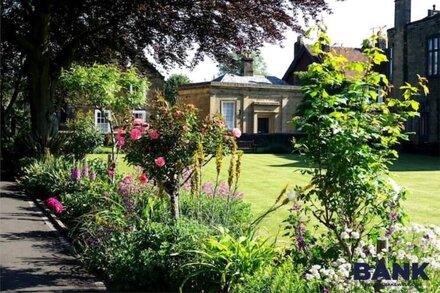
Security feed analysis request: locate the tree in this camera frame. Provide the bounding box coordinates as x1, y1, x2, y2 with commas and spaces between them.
164, 74, 191, 105
61, 64, 148, 168
218, 52, 268, 76
288, 30, 428, 262
1, 0, 330, 151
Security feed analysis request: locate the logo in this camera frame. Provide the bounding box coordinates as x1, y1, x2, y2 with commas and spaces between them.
353, 262, 429, 280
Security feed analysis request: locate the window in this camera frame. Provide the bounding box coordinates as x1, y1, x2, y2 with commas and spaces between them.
132, 110, 147, 121
420, 112, 429, 138
95, 110, 111, 133
221, 101, 235, 129
428, 36, 439, 76
389, 46, 394, 81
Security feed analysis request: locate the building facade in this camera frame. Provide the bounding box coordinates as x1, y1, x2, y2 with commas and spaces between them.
178, 59, 302, 134
388, 0, 440, 154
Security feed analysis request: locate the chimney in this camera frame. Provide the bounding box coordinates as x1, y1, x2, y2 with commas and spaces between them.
241, 52, 253, 76
377, 30, 387, 51
428, 4, 439, 16
294, 35, 304, 58
394, 0, 411, 29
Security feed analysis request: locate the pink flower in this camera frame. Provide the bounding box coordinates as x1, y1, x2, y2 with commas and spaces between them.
89, 172, 96, 180
44, 197, 64, 215
141, 123, 150, 132
123, 175, 133, 185
117, 136, 125, 148
139, 173, 148, 183
130, 128, 142, 140
107, 169, 115, 177
149, 130, 159, 140
154, 157, 165, 167
232, 128, 241, 139
133, 118, 143, 126
187, 104, 195, 110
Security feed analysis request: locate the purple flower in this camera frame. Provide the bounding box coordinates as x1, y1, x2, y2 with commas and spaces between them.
44, 197, 64, 215
82, 164, 89, 177
292, 204, 302, 211
123, 175, 133, 185
202, 182, 214, 196
390, 212, 398, 221
385, 228, 395, 237
89, 172, 96, 180
297, 235, 304, 250
71, 167, 81, 180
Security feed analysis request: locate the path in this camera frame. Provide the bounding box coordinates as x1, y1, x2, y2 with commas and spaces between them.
0, 181, 106, 292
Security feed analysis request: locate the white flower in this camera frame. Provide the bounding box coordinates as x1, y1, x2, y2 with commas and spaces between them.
351, 231, 360, 239
341, 231, 350, 239
304, 273, 314, 280
388, 178, 401, 200
396, 249, 406, 260
286, 190, 296, 201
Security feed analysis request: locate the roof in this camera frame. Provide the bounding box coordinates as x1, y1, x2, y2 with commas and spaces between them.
283, 44, 368, 81
212, 73, 288, 85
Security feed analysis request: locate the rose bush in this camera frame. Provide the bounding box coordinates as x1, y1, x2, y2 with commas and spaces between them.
124, 95, 233, 218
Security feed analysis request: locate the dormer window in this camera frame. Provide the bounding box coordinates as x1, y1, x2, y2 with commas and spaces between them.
427, 36, 439, 76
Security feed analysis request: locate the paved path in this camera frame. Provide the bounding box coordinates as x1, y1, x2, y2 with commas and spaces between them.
0, 181, 106, 292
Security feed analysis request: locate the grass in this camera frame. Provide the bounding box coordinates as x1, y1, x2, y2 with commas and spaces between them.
88, 152, 440, 240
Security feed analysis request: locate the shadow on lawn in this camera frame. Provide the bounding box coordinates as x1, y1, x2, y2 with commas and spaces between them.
268, 153, 440, 172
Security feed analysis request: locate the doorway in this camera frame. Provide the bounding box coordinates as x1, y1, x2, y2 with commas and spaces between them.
257, 117, 269, 133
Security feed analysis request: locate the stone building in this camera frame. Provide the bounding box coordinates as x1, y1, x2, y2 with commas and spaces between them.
178, 59, 302, 134
387, 0, 440, 154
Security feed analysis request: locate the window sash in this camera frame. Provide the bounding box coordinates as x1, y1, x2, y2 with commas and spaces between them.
428, 37, 439, 76
95, 110, 111, 133
221, 101, 235, 130
132, 110, 147, 121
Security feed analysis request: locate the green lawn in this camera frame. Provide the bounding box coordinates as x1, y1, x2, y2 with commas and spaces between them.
89, 153, 440, 241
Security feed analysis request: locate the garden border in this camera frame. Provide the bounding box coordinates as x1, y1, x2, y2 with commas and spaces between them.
28, 193, 108, 292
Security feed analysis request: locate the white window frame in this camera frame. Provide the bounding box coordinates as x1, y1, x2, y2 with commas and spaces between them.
94, 109, 112, 133
132, 110, 147, 122
221, 101, 236, 130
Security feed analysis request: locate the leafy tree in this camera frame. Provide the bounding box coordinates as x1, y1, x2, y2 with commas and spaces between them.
288, 30, 429, 261
164, 74, 191, 105
218, 52, 268, 76
61, 64, 148, 166
1, 0, 330, 151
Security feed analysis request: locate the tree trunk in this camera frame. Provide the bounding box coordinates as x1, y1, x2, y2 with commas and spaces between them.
28, 57, 56, 149
167, 180, 180, 219
27, 0, 57, 151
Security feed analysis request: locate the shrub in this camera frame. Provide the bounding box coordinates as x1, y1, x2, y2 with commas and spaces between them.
64, 112, 104, 160
232, 259, 322, 293
18, 150, 73, 200
182, 227, 277, 292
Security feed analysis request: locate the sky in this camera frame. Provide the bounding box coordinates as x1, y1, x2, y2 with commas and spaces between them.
160, 0, 440, 82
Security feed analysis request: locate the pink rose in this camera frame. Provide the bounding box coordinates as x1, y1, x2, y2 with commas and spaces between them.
139, 173, 148, 183
107, 169, 115, 177
141, 123, 150, 132
117, 136, 125, 148
149, 130, 159, 140
133, 118, 143, 126
130, 128, 142, 140
154, 157, 165, 167
232, 128, 241, 139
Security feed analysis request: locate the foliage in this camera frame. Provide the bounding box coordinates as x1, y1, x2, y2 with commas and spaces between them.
218, 52, 268, 76
289, 30, 429, 263
182, 227, 277, 292
232, 258, 321, 293
124, 95, 231, 218
64, 112, 104, 160
164, 74, 191, 105
2, 0, 328, 150
61, 64, 149, 166
18, 150, 73, 200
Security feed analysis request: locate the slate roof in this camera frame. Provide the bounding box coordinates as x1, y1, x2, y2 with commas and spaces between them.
213, 73, 288, 85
